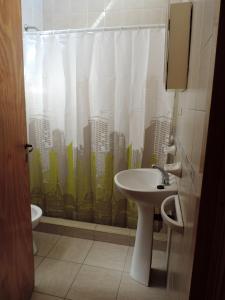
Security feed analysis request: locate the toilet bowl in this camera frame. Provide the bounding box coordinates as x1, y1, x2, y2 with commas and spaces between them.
31, 204, 42, 254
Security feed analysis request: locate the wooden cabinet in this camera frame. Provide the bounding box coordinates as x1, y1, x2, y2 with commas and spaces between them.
166, 3, 193, 90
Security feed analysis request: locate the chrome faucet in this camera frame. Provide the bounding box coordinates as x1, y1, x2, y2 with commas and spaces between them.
152, 165, 170, 186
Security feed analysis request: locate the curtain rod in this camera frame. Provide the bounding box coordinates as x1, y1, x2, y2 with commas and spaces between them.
24, 24, 166, 35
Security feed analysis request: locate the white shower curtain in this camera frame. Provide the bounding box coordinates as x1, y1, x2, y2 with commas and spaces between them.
24, 28, 174, 227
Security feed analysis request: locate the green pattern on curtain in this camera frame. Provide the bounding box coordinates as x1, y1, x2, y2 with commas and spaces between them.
29, 143, 141, 227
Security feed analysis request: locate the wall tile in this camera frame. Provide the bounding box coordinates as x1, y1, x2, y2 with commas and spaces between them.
140, 8, 166, 24
53, 0, 70, 15
43, 0, 54, 13
170, 0, 221, 299
43, 14, 53, 30
105, 10, 122, 27
123, 0, 145, 10
70, 13, 88, 28
88, 0, 105, 12
195, 38, 212, 111
121, 9, 141, 26
190, 111, 206, 173
176, 108, 195, 161
41, 0, 169, 30
213, 0, 221, 25
32, 0, 43, 29
202, 0, 215, 46
51, 14, 71, 29
88, 12, 105, 27
71, 0, 88, 13
104, 0, 124, 11
22, 0, 33, 25
143, 0, 169, 9
22, 0, 43, 29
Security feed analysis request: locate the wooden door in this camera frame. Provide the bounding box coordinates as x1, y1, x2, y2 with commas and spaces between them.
0, 1, 34, 300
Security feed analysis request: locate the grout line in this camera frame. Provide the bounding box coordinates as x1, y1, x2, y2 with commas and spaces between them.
34, 290, 64, 299
34, 255, 45, 271
64, 240, 94, 299
34, 234, 129, 299
116, 269, 123, 300
35, 256, 84, 266
45, 234, 62, 258
64, 263, 82, 300
82, 239, 95, 263
41, 256, 86, 265
32, 291, 63, 299
122, 245, 130, 272
82, 262, 124, 273
34, 231, 61, 258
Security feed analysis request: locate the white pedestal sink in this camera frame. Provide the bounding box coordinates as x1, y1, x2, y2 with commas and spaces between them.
114, 168, 177, 286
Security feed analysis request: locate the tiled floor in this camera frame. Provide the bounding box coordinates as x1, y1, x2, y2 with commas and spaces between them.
31, 232, 168, 300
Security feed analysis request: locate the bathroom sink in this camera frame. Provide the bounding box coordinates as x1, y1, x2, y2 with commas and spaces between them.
114, 168, 177, 286
114, 168, 177, 207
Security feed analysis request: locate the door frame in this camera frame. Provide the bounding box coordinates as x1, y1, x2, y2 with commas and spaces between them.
189, 1, 225, 299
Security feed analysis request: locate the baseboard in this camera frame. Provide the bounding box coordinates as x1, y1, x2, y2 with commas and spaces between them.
35, 216, 167, 251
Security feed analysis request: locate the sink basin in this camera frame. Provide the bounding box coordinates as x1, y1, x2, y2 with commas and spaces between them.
114, 168, 177, 206
114, 168, 177, 286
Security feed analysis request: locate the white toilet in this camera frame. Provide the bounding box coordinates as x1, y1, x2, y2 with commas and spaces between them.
31, 204, 42, 255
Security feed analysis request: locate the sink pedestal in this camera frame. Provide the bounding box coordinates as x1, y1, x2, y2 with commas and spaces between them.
130, 202, 154, 286
114, 168, 178, 286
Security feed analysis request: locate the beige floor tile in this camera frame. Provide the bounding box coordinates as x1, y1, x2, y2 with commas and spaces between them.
124, 248, 167, 273
35, 258, 81, 298
31, 292, 63, 299
124, 247, 133, 273
34, 256, 44, 269
153, 233, 167, 251
152, 250, 167, 271
117, 274, 167, 300
48, 236, 93, 263
84, 241, 128, 271
33, 232, 60, 257
66, 265, 122, 300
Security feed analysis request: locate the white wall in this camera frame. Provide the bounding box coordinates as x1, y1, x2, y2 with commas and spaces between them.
21, 0, 43, 30
167, 0, 221, 299
42, 0, 169, 30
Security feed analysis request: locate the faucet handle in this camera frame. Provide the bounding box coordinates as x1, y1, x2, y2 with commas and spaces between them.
164, 162, 182, 177
164, 145, 176, 156
165, 134, 175, 145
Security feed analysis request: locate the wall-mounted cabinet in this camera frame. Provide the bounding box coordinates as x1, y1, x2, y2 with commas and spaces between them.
166, 2, 193, 90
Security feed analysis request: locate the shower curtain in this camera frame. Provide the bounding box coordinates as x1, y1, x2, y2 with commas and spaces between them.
24, 28, 174, 228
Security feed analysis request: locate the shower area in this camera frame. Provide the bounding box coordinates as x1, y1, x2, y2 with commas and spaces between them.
22, 0, 174, 229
